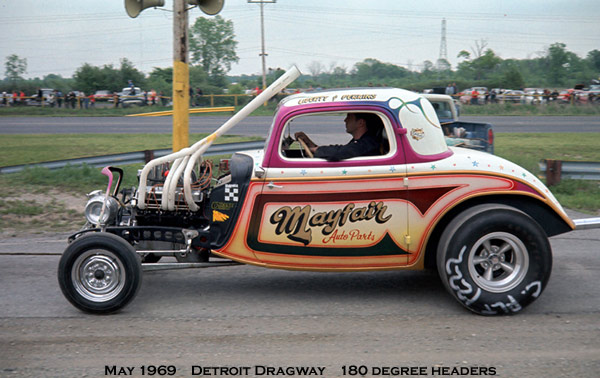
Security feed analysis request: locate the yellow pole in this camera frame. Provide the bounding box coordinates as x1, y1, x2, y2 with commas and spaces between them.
172, 0, 189, 152
172, 60, 189, 152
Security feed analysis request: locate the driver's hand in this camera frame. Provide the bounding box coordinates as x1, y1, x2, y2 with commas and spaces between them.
294, 132, 316, 148
294, 131, 307, 141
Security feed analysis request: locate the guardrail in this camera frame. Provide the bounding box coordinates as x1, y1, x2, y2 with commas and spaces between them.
538, 159, 600, 185
0, 140, 265, 174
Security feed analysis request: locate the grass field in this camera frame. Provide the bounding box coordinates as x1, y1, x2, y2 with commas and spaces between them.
0, 133, 260, 166
494, 133, 600, 213
0, 132, 599, 233
460, 102, 600, 116
0, 133, 258, 232
495, 133, 600, 172
3, 101, 600, 117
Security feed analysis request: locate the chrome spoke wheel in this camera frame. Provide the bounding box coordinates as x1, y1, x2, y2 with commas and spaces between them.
467, 232, 529, 293
71, 249, 126, 303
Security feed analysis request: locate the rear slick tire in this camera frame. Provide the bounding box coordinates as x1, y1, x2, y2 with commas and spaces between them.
437, 204, 552, 315
58, 233, 142, 314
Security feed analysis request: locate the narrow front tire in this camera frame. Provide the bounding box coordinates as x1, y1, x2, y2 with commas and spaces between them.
58, 233, 142, 314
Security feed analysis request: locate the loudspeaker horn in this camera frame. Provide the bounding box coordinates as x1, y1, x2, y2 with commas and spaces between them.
188, 0, 224, 15
125, 0, 166, 18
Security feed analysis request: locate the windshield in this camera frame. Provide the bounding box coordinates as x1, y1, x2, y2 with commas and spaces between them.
429, 100, 453, 121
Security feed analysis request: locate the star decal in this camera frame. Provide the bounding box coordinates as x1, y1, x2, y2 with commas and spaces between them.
342, 169, 348, 175
300, 169, 307, 176
389, 166, 397, 173
472, 161, 479, 167
431, 164, 437, 170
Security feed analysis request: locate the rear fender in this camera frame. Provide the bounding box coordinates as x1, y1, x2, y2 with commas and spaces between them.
424, 194, 573, 269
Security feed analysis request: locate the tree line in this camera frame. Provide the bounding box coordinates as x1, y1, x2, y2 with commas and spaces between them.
279, 42, 600, 93
3, 15, 600, 96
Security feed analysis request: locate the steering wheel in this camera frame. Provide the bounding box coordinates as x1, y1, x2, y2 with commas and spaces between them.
297, 138, 314, 158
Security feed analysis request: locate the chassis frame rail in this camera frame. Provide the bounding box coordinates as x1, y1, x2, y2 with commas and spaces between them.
142, 260, 242, 272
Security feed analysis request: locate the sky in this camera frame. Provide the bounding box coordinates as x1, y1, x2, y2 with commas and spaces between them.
1, 0, 599, 80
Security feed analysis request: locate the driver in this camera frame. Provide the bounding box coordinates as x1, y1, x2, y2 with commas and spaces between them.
294, 113, 382, 161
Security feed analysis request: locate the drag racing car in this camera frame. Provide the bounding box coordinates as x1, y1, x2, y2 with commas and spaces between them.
57, 67, 600, 315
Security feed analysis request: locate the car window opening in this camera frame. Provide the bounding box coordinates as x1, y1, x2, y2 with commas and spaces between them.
280, 112, 390, 161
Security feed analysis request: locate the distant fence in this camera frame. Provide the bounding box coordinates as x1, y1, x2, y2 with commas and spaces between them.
538, 159, 600, 186
0, 140, 265, 174
0, 93, 257, 109
449, 92, 599, 106
3, 91, 599, 109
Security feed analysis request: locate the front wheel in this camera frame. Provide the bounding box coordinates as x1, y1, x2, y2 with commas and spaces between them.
437, 204, 552, 315
58, 233, 142, 314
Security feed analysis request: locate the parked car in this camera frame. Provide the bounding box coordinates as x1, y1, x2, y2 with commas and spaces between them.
558, 88, 590, 104
0, 92, 13, 107
458, 87, 487, 105
499, 90, 524, 103
25, 88, 55, 106
73, 90, 86, 99
471, 86, 488, 93
524, 88, 545, 105
588, 84, 600, 104
118, 87, 146, 108
93, 90, 113, 101
423, 93, 493, 154
458, 90, 472, 104
57, 67, 599, 316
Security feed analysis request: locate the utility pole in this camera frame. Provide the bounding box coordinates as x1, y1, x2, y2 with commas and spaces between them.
172, 0, 190, 152
124, 0, 224, 152
248, 0, 276, 89
259, 1, 267, 89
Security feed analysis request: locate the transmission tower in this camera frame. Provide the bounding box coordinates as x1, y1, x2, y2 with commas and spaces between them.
436, 18, 449, 70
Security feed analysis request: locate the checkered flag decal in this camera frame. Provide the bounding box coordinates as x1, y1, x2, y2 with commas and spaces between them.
224, 184, 239, 202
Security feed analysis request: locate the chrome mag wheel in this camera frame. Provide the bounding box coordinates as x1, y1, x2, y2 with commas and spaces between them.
467, 232, 529, 293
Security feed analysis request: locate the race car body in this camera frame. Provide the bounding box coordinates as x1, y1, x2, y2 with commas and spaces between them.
58, 67, 598, 316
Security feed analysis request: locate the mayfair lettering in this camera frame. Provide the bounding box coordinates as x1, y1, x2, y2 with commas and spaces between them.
269, 201, 391, 245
